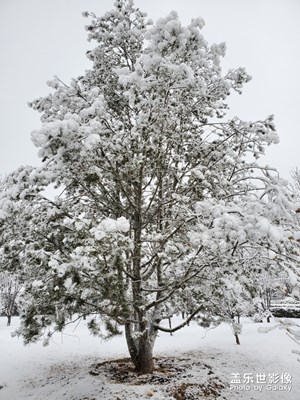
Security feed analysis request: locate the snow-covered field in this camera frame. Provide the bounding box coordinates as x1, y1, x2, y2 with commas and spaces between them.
0, 316, 299, 399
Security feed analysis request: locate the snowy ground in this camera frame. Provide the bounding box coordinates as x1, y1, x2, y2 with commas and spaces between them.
0, 316, 299, 399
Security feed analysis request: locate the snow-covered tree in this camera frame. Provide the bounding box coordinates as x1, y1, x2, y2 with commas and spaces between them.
282, 168, 300, 299
0, 272, 20, 326
0, 0, 298, 372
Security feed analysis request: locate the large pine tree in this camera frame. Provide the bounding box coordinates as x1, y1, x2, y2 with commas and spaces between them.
0, 0, 297, 373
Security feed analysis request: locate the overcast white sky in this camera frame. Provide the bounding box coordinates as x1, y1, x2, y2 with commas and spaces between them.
0, 0, 299, 179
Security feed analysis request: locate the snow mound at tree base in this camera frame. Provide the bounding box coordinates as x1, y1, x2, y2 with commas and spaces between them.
89, 356, 225, 398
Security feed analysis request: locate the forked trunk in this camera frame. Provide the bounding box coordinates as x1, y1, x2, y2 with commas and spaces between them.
125, 323, 156, 374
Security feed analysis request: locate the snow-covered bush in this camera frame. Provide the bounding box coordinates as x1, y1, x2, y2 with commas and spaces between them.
259, 319, 300, 362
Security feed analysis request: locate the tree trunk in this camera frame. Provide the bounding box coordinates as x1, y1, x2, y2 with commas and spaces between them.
168, 317, 173, 336
125, 323, 156, 374
6, 314, 11, 326
135, 336, 155, 373
234, 333, 240, 345
231, 320, 241, 345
